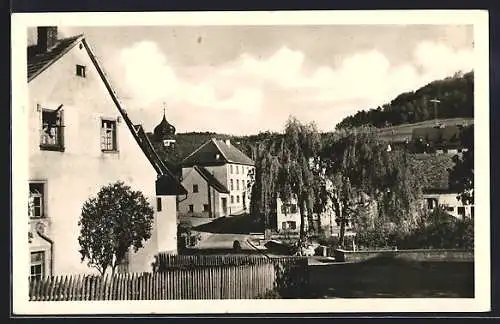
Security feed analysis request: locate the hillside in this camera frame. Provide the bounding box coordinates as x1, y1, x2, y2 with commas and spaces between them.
375, 117, 474, 143
336, 71, 473, 130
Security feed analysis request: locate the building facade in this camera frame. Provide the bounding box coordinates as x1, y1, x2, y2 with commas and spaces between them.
423, 190, 474, 219
27, 27, 186, 279
179, 139, 255, 217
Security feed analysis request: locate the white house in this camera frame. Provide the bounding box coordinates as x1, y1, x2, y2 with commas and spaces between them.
423, 190, 474, 219
179, 165, 230, 218
179, 138, 255, 217
27, 27, 186, 279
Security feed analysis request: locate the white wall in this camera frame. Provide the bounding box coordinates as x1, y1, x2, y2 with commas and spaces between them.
423, 192, 473, 219
179, 167, 229, 218
226, 163, 254, 215
28, 39, 175, 275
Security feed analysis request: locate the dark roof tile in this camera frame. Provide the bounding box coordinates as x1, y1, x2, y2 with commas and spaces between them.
27, 35, 83, 81
182, 138, 254, 167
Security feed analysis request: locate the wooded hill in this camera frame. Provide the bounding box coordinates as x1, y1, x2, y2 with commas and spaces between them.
336, 71, 473, 129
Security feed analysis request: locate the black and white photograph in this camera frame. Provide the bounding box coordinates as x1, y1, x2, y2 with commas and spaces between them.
11, 10, 490, 314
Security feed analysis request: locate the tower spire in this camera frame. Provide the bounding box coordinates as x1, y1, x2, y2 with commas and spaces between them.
162, 102, 166, 119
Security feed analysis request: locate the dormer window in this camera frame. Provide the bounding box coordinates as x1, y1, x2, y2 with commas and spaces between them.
76, 65, 86, 77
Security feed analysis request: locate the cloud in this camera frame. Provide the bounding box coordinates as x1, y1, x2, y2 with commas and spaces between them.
113, 39, 473, 135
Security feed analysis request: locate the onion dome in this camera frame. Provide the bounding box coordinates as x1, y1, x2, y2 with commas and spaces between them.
153, 108, 176, 141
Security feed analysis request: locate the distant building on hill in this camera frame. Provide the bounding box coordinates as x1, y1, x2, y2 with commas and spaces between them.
412, 124, 472, 154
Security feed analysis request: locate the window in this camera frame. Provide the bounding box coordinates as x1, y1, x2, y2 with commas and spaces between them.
426, 198, 435, 210
236, 166, 239, 174
100, 119, 117, 151
40, 108, 64, 151
236, 195, 240, 203
193, 184, 199, 193
30, 251, 45, 281
458, 207, 466, 217
29, 183, 44, 218
281, 204, 297, 215
236, 180, 240, 190
242, 180, 246, 189
231, 196, 234, 204
230, 179, 234, 191
76, 65, 86, 77
157, 197, 162, 212
230, 165, 233, 174
282, 222, 287, 230
188, 205, 194, 213
288, 221, 297, 230
445, 206, 455, 212
203, 204, 209, 212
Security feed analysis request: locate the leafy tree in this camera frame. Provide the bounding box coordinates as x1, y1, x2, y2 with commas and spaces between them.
449, 125, 474, 205
318, 127, 424, 248
78, 181, 155, 275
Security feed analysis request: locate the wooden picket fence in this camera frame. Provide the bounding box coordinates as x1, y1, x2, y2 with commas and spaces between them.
29, 255, 309, 301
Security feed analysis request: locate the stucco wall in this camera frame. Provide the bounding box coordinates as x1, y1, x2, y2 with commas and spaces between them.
225, 163, 254, 215
423, 192, 473, 219
28, 39, 177, 275
179, 167, 228, 218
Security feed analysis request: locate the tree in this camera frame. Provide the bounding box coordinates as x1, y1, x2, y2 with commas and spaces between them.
318, 127, 423, 248
78, 181, 155, 275
274, 117, 322, 245
449, 125, 474, 205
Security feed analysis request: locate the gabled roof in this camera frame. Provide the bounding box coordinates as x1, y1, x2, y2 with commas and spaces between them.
28, 34, 84, 82
193, 165, 230, 194
412, 125, 463, 149
182, 138, 254, 167
28, 34, 186, 196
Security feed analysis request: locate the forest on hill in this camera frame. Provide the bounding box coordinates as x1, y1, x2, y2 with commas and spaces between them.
335, 71, 473, 129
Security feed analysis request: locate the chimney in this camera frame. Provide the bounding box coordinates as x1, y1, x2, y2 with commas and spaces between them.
224, 139, 231, 146
37, 27, 58, 52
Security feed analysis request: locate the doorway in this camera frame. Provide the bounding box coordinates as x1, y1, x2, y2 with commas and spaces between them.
221, 197, 228, 217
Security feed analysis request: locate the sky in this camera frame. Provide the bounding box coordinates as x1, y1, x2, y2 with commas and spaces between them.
41, 25, 474, 135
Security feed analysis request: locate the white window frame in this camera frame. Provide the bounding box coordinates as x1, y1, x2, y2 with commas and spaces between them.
29, 181, 46, 219
30, 251, 45, 281
100, 118, 118, 152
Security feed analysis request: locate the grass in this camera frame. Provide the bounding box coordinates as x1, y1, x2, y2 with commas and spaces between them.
308, 255, 474, 298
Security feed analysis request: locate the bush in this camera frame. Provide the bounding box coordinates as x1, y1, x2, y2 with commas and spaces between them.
356, 208, 474, 250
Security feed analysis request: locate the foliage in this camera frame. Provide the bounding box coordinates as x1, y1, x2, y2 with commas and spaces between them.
318, 127, 424, 248
78, 181, 154, 275
357, 207, 474, 250
336, 71, 473, 129
449, 125, 474, 205
249, 117, 322, 244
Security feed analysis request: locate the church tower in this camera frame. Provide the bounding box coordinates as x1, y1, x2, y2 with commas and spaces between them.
153, 106, 176, 148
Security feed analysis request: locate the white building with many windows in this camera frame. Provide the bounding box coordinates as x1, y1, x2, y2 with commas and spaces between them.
179, 138, 255, 217
26, 27, 186, 279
